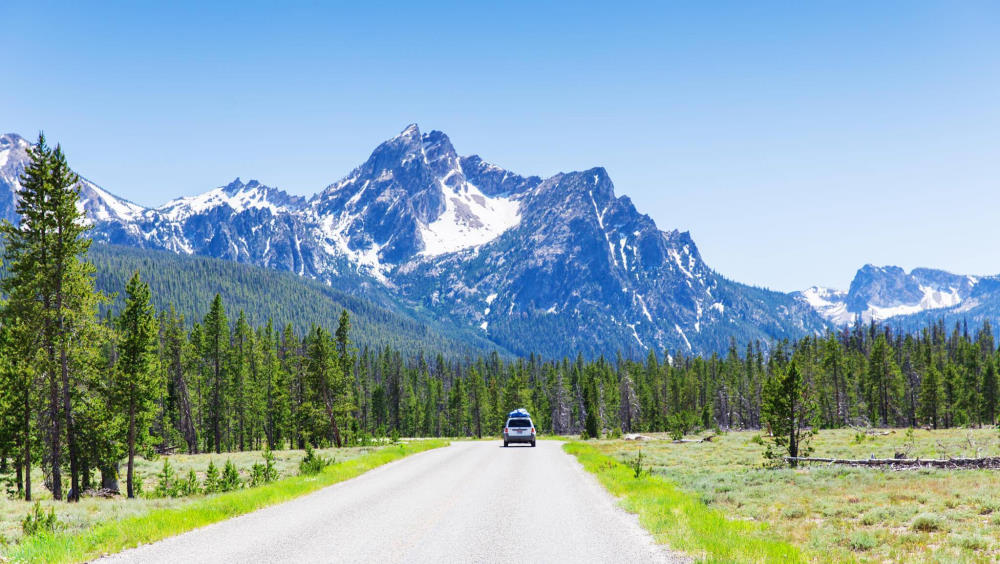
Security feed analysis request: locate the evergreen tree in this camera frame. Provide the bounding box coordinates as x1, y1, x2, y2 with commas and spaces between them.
114, 272, 160, 498
981, 358, 998, 425
762, 361, 816, 467
202, 295, 228, 453
919, 365, 941, 429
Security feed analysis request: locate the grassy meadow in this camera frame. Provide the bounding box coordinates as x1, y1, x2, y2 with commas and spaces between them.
576, 428, 1000, 563
1, 440, 447, 562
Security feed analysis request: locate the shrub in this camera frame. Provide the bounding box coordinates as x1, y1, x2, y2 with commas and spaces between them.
848, 531, 877, 551
951, 534, 990, 550
262, 448, 279, 483
249, 449, 280, 488
860, 509, 888, 526
154, 459, 179, 498
629, 448, 647, 479
299, 444, 333, 475
782, 506, 806, 519
911, 513, 943, 532
21, 502, 58, 536
178, 469, 201, 496
203, 460, 221, 493
390, 428, 401, 444
220, 460, 242, 491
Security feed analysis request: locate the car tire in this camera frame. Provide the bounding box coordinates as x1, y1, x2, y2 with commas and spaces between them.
531, 440, 536, 447
503, 441, 508, 447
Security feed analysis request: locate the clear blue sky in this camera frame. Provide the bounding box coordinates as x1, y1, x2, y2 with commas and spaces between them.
4, 1, 998, 291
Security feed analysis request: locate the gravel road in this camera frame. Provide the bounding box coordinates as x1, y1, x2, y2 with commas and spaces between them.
101, 440, 686, 563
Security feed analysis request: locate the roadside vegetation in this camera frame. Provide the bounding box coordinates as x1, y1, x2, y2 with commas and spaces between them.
3, 440, 446, 563
571, 428, 1000, 563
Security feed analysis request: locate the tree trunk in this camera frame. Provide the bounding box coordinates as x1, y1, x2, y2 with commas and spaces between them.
23, 390, 31, 501
173, 356, 198, 454
62, 344, 81, 502
126, 398, 136, 498
100, 460, 120, 492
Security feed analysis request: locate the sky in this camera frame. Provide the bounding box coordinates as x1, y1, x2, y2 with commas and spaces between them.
3, 1, 998, 292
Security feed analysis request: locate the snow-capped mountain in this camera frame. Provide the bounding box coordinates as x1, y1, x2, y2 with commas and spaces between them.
795, 265, 981, 325
0, 133, 146, 225
1, 127, 830, 357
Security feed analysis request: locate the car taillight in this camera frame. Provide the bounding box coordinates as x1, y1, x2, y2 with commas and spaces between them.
504, 428, 508, 434
531, 427, 536, 434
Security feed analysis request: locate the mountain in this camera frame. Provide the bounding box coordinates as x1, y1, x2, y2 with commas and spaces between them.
1, 128, 830, 357
795, 265, 985, 326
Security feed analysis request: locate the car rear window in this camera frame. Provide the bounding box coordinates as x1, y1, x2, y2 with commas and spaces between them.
508, 418, 532, 428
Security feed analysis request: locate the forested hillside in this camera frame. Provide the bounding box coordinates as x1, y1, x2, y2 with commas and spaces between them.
87, 243, 506, 358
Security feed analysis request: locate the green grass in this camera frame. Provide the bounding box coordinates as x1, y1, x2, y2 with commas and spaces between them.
5, 440, 448, 563
0, 443, 391, 545
563, 441, 805, 563
573, 428, 1000, 563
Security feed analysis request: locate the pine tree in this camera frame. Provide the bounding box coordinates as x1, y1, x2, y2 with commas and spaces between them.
202, 295, 228, 453
919, 365, 941, 429
115, 272, 160, 498
1, 136, 102, 501
982, 358, 998, 425
762, 361, 816, 467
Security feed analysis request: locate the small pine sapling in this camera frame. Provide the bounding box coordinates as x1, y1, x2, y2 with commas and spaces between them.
21, 502, 59, 536
262, 448, 279, 483
154, 459, 178, 498
629, 448, 648, 478
179, 469, 201, 496
298, 444, 333, 475
203, 460, 221, 493
220, 460, 242, 491
249, 463, 266, 488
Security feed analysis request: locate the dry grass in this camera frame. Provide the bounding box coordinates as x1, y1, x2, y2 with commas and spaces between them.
588, 428, 1000, 563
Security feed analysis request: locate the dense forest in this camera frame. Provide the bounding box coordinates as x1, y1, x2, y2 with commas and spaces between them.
87, 243, 506, 358
3, 135, 1000, 504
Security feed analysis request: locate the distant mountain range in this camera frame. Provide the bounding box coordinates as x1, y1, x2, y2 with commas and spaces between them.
2, 127, 995, 356
794, 264, 999, 331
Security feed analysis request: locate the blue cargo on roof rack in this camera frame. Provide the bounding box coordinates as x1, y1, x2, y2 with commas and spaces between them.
508, 408, 530, 419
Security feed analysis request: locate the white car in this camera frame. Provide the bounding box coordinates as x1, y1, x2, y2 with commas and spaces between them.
503, 416, 536, 447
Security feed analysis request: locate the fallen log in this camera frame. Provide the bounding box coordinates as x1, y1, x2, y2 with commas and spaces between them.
785, 456, 1000, 469
672, 435, 715, 444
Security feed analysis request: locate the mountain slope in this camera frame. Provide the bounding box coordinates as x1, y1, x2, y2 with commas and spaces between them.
2, 127, 830, 357
88, 244, 508, 357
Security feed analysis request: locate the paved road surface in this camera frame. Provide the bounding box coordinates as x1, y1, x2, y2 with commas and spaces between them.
102, 441, 684, 563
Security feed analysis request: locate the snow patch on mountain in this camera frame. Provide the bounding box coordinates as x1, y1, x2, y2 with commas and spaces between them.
419, 180, 521, 256
799, 286, 852, 324
159, 179, 297, 220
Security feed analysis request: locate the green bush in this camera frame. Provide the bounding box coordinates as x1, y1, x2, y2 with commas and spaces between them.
848, 531, 877, 551
153, 459, 179, 498
950, 534, 989, 550
203, 460, 221, 493
21, 502, 59, 536
220, 460, 242, 491
298, 444, 333, 475
911, 513, 942, 532
178, 469, 201, 496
